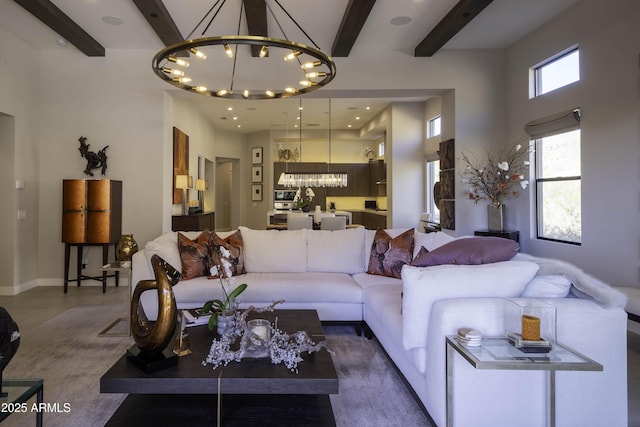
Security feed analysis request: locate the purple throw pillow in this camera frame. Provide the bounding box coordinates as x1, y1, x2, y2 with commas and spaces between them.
411, 236, 519, 267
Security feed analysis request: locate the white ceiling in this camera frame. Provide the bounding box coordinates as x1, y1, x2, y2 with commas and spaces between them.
0, 0, 578, 134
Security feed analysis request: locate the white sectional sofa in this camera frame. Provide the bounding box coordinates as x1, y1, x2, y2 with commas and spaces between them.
131, 226, 628, 427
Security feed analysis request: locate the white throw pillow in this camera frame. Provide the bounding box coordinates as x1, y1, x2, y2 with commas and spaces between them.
144, 231, 182, 272
307, 227, 366, 274
401, 260, 540, 351
240, 226, 308, 273
520, 274, 572, 298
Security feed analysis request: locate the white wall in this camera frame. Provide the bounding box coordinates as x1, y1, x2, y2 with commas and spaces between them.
505, 0, 640, 285
0, 27, 40, 294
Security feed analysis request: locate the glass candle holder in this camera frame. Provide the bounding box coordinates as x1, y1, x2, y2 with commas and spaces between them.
247, 319, 271, 343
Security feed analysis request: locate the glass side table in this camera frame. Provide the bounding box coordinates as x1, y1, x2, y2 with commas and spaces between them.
0, 378, 44, 427
446, 336, 602, 427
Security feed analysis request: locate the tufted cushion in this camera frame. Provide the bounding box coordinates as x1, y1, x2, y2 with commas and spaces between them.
177, 231, 212, 280
240, 226, 308, 273
367, 228, 414, 278
307, 227, 366, 274
411, 236, 519, 267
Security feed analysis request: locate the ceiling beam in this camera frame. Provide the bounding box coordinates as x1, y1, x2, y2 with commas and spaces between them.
244, 0, 268, 57
132, 0, 184, 47
414, 0, 493, 57
331, 0, 376, 57
13, 0, 105, 57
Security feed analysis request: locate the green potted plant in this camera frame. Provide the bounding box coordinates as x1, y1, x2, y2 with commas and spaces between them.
199, 245, 247, 332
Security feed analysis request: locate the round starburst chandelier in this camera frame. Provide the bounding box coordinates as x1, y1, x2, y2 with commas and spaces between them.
152, 0, 336, 100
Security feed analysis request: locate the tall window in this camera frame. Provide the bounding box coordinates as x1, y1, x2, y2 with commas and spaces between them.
532, 47, 579, 97
535, 129, 581, 244
428, 116, 441, 138
425, 157, 440, 223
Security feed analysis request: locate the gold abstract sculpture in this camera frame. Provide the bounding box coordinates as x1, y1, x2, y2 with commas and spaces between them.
131, 254, 181, 354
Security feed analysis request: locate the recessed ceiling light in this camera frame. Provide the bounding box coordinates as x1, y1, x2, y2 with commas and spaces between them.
227, 107, 233, 111
355, 117, 361, 120
390, 16, 411, 26
102, 16, 124, 26
366, 106, 371, 110
233, 116, 238, 120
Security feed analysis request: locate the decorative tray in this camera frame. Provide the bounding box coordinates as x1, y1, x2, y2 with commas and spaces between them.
506, 332, 553, 353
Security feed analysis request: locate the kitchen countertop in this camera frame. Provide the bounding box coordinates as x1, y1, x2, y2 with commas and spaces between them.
348, 208, 388, 216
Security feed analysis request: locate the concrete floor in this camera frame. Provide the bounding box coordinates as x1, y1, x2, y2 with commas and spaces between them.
0, 285, 638, 425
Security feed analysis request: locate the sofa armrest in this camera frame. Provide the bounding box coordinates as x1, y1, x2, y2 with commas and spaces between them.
131, 250, 153, 292
401, 261, 539, 351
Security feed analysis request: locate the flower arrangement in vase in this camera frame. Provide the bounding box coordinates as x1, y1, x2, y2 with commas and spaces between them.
199, 245, 247, 332
293, 187, 315, 212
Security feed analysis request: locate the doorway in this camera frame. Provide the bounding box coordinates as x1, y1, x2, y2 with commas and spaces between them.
215, 158, 240, 231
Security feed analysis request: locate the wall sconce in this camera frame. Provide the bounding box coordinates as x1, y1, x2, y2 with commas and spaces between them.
175, 174, 190, 215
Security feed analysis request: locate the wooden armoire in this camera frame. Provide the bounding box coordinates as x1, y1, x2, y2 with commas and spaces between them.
62, 179, 122, 244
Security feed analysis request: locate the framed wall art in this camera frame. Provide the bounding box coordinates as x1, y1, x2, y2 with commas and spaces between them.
252, 147, 263, 164
251, 184, 263, 201
252, 165, 263, 183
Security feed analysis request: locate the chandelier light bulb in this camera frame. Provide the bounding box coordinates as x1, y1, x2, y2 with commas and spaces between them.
168, 56, 189, 67
194, 86, 208, 92
173, 76, 192, 84
284, 50, 302, 61
223, 44, 234, 58
216, 89, 228, 96
301, 61, 322, 69
189, 48, 207, 59
285, 87, 298, 93
305, 71, 327, 79
265, 90, 275, 97
243, 90, 249, 98
259, 45, 269, 57
299, 80, 312, 87
162, 67, 184, 77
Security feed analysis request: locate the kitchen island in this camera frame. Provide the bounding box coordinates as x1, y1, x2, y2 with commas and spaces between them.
267, 210, 353, 228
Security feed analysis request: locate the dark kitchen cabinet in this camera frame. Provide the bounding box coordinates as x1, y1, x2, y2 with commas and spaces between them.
362, 212, 387, 230
326, 163, 369, 197
368, 160, 386, 196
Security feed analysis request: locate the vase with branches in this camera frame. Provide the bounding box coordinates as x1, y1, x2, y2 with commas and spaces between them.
460, 140, 531, 208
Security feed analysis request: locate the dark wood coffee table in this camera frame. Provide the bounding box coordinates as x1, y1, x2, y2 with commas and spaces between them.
100, 309, 338, 426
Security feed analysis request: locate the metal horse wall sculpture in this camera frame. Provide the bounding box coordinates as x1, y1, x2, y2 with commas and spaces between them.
78, 136, 109, 176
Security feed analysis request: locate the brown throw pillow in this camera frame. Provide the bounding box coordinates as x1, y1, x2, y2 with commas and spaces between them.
177, 231, 211, 280
367, 229, 415, 278
210, 230, 245, 277
411, 236, 519, 267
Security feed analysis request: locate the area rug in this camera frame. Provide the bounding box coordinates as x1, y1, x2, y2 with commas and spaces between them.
2, 305, 432, 426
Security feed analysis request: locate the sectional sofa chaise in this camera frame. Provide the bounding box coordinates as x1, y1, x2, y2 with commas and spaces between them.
131, 226, 628, 427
